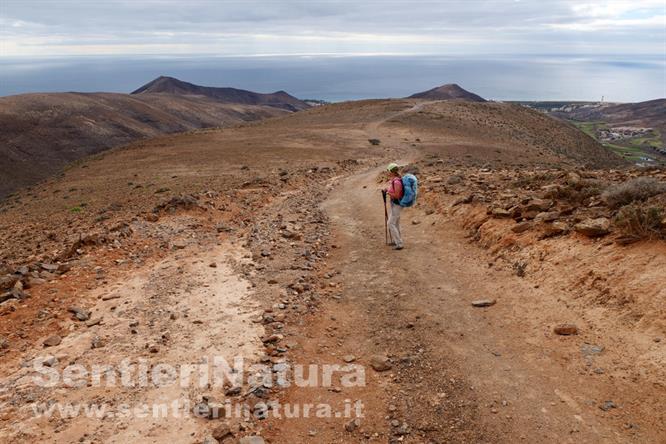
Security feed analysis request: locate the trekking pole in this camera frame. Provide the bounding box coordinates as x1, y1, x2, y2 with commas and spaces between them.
382, 190, 391, 245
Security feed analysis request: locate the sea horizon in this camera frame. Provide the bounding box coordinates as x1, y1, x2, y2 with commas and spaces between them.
1, 53, 664, 103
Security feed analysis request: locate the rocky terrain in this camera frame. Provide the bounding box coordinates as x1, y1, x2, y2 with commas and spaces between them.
0, 98, 664, 443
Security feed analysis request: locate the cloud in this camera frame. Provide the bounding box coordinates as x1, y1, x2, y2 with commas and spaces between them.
0, 0, 663, 56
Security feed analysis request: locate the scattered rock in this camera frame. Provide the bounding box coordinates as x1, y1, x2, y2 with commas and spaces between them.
574, 218, 610, 237
370, 355, 392, 372
345, 418, 361, 432
581, 343, 604, 356
447, 175, 463, 185
0, 291, 17, 304
91, 336, 104, 349
491, 208, 511, 218
239, 437, 265, 444
511, 221, 531, 233
524, 198, 553, 212
42, 356, 58, 367
212, 424, 233, 440
599, 400, 617, 411
86, 317, 102, 327
534, 211, 560, 223
411, 219, 421, 225
368, 138, 381, 146
554, 324, 578, 336
172, 240, 187, 250
43, 335, 62, 347
452, 194, 474, 206
471, 299, 496, 307
40, 263, 59, 272
343, 355, 356, 363
201, 437, 219, 444
67, 306, 91, 321
541, 221, 568, 238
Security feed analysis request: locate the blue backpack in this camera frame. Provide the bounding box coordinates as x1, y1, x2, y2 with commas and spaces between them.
399, 174, 418, 207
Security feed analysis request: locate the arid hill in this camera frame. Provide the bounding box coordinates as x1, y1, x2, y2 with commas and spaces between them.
132, 76, 310, 111
388, 100, 625, 168
408, 83, 486, 102
0, 98, 663, 444
0, 92, 288, 199
555, 98, 665, 128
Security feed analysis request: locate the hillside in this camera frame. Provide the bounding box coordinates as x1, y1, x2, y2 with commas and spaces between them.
556, 99, 666, 127
550, 99, 666, 161
132, 76, 310, 111
388, 100, 625, 168
0, 92, 288, 198
408, 83, 486, 101
1, 99, 663, 444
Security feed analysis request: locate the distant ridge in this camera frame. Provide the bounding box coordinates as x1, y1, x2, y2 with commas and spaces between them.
409, 84, 486, 102
132, 76, 310, 112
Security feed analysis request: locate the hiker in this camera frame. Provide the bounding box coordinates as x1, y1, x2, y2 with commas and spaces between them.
383, 163, 419, 250
384, 163, 405, 250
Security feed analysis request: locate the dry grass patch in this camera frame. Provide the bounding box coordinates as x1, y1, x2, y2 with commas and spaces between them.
602, 177, 666, 209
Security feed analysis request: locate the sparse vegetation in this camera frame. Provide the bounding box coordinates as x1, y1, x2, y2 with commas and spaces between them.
602, 177, 666, 209
614, 204, 665, 240
552, 178, 607, 204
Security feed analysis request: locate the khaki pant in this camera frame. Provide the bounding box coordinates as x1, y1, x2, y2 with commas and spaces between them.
388, 202, 403, 247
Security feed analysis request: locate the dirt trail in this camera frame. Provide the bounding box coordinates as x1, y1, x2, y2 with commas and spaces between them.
267, 163, 661, 443
265, 119, 663, 443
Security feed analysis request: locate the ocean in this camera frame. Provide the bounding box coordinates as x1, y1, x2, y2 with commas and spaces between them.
0, 54, 664, 102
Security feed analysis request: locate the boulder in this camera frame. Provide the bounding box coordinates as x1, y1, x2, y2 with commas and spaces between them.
574, 218, 610, 237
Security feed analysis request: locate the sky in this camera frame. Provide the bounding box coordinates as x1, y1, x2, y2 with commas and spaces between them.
0, 1, 664, 101
1, 0, 665, 57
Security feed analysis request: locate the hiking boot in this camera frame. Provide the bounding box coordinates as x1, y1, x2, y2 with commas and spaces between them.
393, 245, 404, 250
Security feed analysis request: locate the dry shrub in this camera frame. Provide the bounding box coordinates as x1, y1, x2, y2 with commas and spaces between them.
512, 171, 557, 189
614, 204, 664, 240
602, 177, 666, 209
552, 179, 607, 204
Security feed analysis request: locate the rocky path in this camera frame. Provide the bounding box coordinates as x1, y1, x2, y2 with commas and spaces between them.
265, 162, 663, 443
261, 114, 664, 442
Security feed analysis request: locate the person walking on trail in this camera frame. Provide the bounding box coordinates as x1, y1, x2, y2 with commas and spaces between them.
383, 163, 419, 250
385, 163, 405, 250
